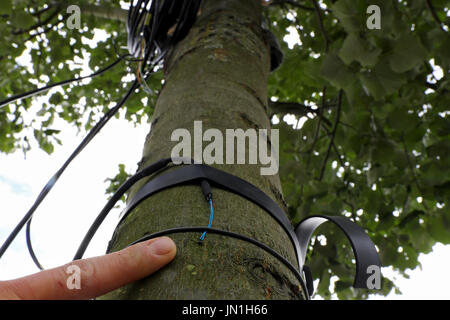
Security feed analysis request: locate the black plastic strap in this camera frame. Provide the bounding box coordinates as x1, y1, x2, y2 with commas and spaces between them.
295, 215, 381, 289
302, 265, 314, 297
119, 164, 303, 271
72, 158, 172, 261
115, 162, 381, 293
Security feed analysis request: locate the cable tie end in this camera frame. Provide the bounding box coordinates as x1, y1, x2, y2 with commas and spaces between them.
201, 180, 212, 201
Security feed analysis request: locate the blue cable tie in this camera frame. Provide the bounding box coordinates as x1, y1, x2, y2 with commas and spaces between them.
200, 199, 214, 241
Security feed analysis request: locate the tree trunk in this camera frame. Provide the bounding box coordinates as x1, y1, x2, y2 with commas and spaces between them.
101, 0, 305, 300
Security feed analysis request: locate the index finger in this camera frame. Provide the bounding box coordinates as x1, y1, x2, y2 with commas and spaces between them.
1, 237, 176, 300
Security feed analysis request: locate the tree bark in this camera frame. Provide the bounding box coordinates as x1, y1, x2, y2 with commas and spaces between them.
101, 0, 305, 300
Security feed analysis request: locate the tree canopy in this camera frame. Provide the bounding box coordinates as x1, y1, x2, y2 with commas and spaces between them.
0, 0, 449, 299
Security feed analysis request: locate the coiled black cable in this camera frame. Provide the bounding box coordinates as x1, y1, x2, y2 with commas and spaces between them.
127, 0, 202, 78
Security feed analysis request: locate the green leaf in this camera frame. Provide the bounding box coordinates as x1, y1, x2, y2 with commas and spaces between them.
419, 161, 450, 187
317, 269, 331, 298
359, 72, 385, 100
11, 10, 33, 29
386, 107, 420, 132
359, 59, 407, 99
41, 140, 54, 154
427, 140, 450, 161
44, 129, 61, 135
427, 212, 450, 243
331, 0, 364, 33
388, 34, 428, 73
0, 0, 12, 14
320, 53, 354, 89
430, 117, 450, 137
49, 92, 63, 105
339, 34, 382, 67
370, 138, 398, 163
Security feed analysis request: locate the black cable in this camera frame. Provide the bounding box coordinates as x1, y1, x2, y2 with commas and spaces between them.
70, 158, 309, 295
116, 163, 302, 270
26, 216, 43, 271
127, 226, 309, 299
1, 0, 201, 110
113, 39, 144, 62
0, 56, 126, 109
127, 0, 202, 77
1, 0, 202, 271
73, 157, 208, 261
0, 79, 140, 267
73, 157, 172, 260
20, 0, 202, 269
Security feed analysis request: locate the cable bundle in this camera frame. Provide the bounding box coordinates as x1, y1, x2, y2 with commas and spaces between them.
127, 0, 202, 88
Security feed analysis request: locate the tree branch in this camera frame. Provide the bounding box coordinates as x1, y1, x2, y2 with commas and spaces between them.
310, 0, 330, 52
30, 5, 54, 17
401, 135, 430, 212
268, 100, 333, 126
425, 0, 447, 32
11, 2, 128, 41
24, 12, 70, 42
306, 85, 327, 171
318, 89, 343, 181
12, 8, 60, 35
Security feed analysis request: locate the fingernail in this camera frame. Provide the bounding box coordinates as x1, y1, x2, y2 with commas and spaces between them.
149, 237, 175, 256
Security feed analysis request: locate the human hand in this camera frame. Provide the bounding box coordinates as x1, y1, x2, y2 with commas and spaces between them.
0, 237, 176, 300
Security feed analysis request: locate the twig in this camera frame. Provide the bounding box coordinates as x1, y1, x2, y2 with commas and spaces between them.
24, 24, 55, 42
343, 199, 355, 218
331, 142, 345, 168
269, 101, 313, 115
301, 87, 327, 197
307, 86, 328, 166
30, 5, 55, 17
318, 89, 343, 181
320, 122, 349, 181
268, 100, 333, 127
310, 0, 330, 52
425, 0, 447, 32
401, 135, 430, 212
34, 15, 42, 78
338, 120, 359, 132
24, 12, 69, 43
12, 8, 59, 35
